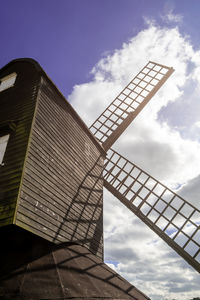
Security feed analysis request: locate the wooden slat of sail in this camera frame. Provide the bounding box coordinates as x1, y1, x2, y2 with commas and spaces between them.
90, 61, 174, 151
104, 148, 200, 273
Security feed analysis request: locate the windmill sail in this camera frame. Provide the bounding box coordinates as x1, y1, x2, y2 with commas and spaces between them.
90, 61, 174, 151
104, 148, 200, 273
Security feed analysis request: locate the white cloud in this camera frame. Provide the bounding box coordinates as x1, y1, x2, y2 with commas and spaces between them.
161, 10, 183, 24
161, 2, 183, 25
103, 189, 200, 299
69, 24, 200, 299
195, 121, 200, 128
179, 175, 200, 209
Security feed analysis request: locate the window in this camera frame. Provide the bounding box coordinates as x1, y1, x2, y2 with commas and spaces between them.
0, 72, 17, 92
0, 134, 10, 165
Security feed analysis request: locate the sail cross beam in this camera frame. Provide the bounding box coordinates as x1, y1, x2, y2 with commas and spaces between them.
90, 61, 174, 151
104, 148, 200, 273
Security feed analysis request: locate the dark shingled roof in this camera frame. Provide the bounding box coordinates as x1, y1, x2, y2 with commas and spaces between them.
0, 226, 150, 299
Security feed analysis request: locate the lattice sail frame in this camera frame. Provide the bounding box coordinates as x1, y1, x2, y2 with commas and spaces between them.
90, 60, 200, 272
90, 61, 174, 150
104, 149, 200, 272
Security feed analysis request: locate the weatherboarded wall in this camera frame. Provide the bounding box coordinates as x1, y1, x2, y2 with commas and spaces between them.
0, 61, 39, 227
16, 74, 105, 258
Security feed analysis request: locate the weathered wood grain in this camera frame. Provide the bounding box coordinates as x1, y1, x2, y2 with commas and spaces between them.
0, 60, 40, 226
15, 75, 104, 258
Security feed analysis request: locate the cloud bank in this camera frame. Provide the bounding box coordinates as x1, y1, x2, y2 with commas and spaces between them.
69, 23, 200, 299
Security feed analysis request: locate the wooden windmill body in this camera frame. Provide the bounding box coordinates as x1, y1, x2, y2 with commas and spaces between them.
0, 58, 199, 299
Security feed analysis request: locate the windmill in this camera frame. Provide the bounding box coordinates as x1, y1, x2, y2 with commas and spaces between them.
0, 58, 199, 299
90, 61, 200, 273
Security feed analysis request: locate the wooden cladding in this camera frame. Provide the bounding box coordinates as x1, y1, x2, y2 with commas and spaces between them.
0, 61, 39, 227
0, 59, 105, 259
16, 76, 104, 258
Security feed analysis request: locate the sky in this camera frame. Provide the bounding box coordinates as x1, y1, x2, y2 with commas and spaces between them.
1, 0, 200, 299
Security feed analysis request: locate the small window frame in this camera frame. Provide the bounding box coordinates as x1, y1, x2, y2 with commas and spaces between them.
0, 134, 10, 165
0, 121, 17, 166
0, 72, 17, 92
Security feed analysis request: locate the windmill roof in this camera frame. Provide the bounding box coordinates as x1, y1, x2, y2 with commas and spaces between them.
0, 242, 150, 299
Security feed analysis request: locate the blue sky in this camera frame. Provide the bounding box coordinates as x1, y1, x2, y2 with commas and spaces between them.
1, 0, 200, 95
1, 1, 200, 299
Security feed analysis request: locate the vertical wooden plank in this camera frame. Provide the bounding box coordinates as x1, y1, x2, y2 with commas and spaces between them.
0, 60, 40, 227
17, 75, 105, 258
